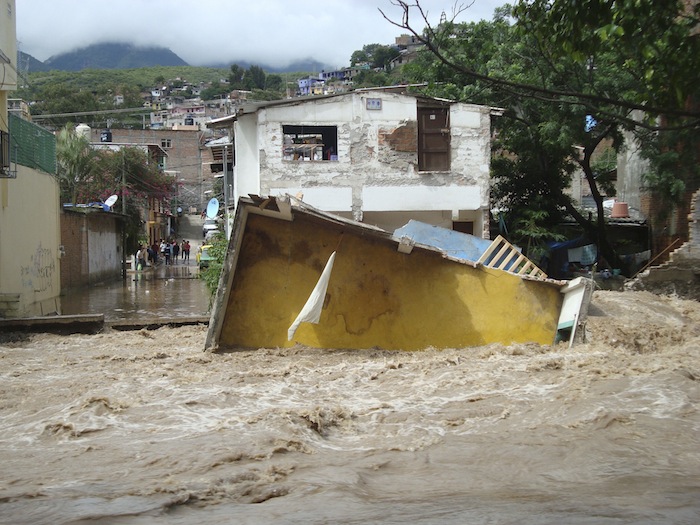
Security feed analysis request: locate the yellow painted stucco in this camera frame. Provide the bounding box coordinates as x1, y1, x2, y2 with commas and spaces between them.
219, 213, 563, 350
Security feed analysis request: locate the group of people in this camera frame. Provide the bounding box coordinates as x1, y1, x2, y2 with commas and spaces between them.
135, 239, 191, 269
158, 239, 191, 265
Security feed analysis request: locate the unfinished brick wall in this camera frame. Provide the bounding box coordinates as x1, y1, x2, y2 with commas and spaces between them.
378, 121, 417, 152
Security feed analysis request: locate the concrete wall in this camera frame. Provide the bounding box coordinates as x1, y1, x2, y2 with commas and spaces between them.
0, 165, 61, 317
218, 212, 563, 351
60, 211, 123, 290
234, 92, 491, 236
233, 116, 260, 204
616, 124, 648, 212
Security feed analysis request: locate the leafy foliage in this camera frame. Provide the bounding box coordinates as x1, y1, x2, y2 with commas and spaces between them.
513, 0, 700, 111
391, 0, 699, 270
56, 124, 98, 205
20, 66, 229, 98
350, 43, 400, 69
228, 63, 285, 98
199, 232, 228, 298
56, 126, 177, 253
638, 125, 700, 214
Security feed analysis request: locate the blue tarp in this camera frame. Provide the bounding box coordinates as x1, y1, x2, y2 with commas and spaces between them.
393, 220, 493, 262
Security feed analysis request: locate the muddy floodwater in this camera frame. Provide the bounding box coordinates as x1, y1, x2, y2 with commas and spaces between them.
60, 263, 211, 321
1, 290, 699, 524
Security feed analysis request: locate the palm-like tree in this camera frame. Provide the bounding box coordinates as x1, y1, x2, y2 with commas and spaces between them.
56, 125, 97, 204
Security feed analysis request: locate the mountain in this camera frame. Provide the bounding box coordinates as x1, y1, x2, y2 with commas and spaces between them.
17, 50, 49, 73
19, 42, 335, 74
40, 43, 188, 71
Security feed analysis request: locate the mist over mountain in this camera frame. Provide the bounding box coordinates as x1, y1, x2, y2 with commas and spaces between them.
44, 43, 188, 71
20, 43, 335, 74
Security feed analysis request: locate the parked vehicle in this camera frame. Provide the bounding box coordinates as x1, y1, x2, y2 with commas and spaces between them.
196, 244, 214, 269
202, 218, 219, 237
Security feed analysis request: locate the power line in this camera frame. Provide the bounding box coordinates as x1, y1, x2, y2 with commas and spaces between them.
32, 107, 152, 120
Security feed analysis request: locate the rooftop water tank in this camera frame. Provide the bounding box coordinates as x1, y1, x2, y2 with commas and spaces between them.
611, 201, 630, 218
75, 123, 91, 139
100, 129, 113, 143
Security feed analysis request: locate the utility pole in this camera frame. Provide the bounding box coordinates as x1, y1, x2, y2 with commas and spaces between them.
121, 149, 127, 280
222, 144, 230, 239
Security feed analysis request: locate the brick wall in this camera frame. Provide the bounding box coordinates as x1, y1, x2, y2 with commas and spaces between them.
379, 122, 418, 152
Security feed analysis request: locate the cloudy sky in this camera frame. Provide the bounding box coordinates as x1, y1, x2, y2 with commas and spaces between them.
16, 0, 506, 69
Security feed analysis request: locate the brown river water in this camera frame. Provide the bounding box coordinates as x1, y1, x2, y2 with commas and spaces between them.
1, 290, 699, 524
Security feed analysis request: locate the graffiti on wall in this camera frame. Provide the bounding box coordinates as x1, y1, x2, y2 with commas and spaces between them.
20, 243, 56, 293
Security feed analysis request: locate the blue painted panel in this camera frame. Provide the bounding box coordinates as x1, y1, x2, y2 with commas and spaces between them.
393, 220, 492, 262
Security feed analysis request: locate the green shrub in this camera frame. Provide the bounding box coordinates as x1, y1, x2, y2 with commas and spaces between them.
199, 233, 228, 298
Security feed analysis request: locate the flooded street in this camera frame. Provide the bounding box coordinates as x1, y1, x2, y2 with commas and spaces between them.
1, 291, 699, 524
60, 262, 211, 321
60, 208, 212, 323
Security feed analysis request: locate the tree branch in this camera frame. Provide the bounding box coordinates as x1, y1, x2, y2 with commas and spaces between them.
379, 1, 700, 124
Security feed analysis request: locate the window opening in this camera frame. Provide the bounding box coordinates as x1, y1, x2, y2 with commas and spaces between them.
453, 221, 474, 235
0, 130, 9, 171
283, 125, 338, 161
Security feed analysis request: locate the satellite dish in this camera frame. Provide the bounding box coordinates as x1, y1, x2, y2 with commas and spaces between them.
105, 195, 118, 208
206, 198, 219, 219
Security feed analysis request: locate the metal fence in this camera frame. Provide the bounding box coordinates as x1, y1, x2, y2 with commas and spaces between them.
9, 113, 56, 175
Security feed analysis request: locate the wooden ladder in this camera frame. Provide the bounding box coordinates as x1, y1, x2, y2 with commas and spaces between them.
477, 235, 548, 279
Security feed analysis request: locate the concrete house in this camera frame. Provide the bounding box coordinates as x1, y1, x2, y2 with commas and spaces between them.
210, 89, 493, 235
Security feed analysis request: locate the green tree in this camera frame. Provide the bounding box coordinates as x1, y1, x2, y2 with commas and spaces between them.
350, 48, 370, 66
387, 0, 700, 272
229, 64, 246, 89
350, 43, 400, 69
89, 147, 177, 253
513, 0, 700, 113
372, 45, 400, 69
265, 74, 283, 92
200, 82, 230, 100
32, 84, 100, 125
244, 65, 266, 90
352, 69, 391, 88
56, 124, 98, 204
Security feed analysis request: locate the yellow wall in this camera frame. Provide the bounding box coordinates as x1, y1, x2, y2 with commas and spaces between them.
0, 164, 62, 316
219, 213, 563, 350
0, 1, 17, 92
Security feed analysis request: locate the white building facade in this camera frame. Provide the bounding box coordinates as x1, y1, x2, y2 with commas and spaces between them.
220, 90, 493, 235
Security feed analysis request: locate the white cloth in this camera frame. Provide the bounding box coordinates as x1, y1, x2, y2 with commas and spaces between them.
288, 251, 336, 341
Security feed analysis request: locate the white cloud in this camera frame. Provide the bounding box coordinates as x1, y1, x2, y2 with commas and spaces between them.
17, 0, 505, 68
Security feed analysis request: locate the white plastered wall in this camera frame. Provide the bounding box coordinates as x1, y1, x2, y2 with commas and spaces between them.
236, 92, 491, 235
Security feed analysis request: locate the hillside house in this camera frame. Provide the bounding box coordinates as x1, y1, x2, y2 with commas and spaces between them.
209, 89, 493, 234
390, 34, 424, 70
